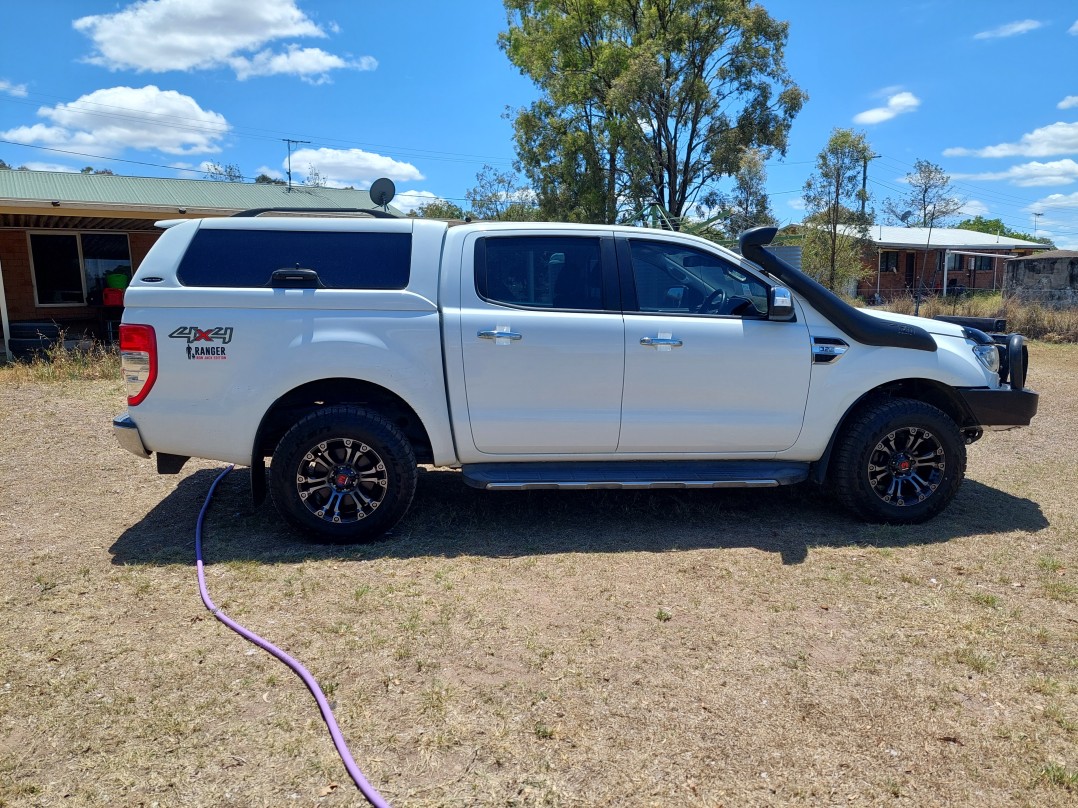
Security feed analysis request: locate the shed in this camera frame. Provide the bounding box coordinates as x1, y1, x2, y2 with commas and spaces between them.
1004, 250, 1078, 306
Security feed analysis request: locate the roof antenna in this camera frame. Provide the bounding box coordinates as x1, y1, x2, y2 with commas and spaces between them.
283, 139, 310, 192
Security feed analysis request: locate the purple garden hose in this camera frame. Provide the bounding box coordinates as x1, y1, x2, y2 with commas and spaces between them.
195, 465, 391, 808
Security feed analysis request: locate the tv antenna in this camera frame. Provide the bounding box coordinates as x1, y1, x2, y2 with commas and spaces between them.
283, 138, 310, 191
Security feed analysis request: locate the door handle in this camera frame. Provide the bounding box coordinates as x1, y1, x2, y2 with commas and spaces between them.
478, 329, 522, 341
640, 336, 683, 348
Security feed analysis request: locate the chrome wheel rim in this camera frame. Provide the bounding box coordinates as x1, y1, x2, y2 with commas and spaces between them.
295, 437, 388, 524
866, 426, 945, 507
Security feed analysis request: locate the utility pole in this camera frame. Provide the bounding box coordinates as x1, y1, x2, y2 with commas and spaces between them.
860, 153, 879, 217
283, 139, 310, 191
1032, 211, 1043, 238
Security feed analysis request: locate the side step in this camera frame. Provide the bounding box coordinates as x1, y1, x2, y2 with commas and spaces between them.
462, 461, 810, 491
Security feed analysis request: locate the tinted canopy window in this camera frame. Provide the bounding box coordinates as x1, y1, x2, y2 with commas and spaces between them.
476, 236, 603, 310
177, 229, 411, 289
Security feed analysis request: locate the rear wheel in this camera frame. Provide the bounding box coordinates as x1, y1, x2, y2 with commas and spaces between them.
270, 406, 417, 543
832, 398, 966, 524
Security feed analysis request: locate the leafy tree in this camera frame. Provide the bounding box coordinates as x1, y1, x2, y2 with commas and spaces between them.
80, 166, 115, 175
883, 159, 964, 228
802, 128, 874, 291
255, 173, 286, 185
501, 0, 806, 224
411, 199, 467, 219
707, 147, 777, 238
203, 162, 244, 182
304, 164, 327, 187
0, 158, 10, 170
467, 164, 540, 221
955, 215, 1053, 246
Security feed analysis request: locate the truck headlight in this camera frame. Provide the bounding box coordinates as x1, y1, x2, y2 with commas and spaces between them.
973, 344, 1000, 374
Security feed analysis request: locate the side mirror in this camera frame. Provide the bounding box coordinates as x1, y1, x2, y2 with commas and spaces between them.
769, 286, 795, 321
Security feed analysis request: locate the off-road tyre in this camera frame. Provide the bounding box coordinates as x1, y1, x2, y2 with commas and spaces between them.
270, 406, 417, 543
832, 397, 966, 524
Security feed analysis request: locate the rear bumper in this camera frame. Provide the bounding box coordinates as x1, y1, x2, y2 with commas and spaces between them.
957, 387, 1039, 428
113, 412, 151, 458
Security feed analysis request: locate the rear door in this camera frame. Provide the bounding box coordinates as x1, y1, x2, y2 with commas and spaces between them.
458, 231, 624, 454
617, 235, 811, 453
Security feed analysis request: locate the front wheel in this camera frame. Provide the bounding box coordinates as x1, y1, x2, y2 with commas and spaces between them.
270, 406, 417, 543
831, 398, 966, 524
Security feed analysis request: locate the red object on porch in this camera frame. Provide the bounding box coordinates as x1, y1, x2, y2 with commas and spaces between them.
103, 287, 125, 307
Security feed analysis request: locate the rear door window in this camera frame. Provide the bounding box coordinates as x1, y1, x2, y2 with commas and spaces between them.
475, 235, 605, 310
177, 229, 411, 288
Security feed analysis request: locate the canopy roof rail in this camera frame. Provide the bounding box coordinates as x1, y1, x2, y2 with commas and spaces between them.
231, 207, 397, 219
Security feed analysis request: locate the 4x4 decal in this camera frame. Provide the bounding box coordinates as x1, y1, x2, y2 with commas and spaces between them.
169, 326, 234, 361
168, 326, 234, 344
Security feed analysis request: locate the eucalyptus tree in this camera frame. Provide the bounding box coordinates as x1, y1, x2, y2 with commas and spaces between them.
501, 0, 805, 224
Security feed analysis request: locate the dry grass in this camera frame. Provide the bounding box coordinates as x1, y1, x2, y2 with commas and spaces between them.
1, 338, 120, 383
880, 292, 1078, 343
1, 344, 1076, 806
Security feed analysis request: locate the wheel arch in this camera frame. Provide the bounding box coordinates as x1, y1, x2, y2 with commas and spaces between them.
810, 377, 977, 485
253, 377, 434, 472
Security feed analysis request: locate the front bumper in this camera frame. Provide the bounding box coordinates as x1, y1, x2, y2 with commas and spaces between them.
957, 387, 1039, 428
113, 412, 151, 458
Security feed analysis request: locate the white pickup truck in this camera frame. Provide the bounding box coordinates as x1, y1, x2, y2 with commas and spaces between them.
113, 215, 1038, 542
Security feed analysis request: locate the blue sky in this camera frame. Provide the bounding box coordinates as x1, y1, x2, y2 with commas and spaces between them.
2, 1, 1077, 247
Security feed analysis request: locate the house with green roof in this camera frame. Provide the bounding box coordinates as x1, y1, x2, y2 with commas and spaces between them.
0, 170, 397, 357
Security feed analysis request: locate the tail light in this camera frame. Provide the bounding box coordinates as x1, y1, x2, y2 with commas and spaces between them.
120, 324, 157, 406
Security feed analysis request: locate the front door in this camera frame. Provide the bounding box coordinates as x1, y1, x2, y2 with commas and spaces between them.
459, 232, 624, 454
617, 236, 811, 453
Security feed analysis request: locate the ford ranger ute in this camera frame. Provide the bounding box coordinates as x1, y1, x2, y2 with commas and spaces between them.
112, 216, 1038, 542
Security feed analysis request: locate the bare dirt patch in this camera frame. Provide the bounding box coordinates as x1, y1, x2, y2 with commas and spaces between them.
1, 345, 1076, 806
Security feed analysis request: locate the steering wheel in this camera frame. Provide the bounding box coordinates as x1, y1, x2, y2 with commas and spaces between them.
697, 288, 727, 314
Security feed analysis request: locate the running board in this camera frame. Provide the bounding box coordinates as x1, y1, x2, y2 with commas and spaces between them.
462, 461, 810, 491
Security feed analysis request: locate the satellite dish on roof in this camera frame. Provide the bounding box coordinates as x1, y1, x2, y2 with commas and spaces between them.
370, 177, 396, 209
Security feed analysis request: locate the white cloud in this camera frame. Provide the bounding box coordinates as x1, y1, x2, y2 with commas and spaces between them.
973, 19, 1042, 40
21, 162, 80, 173
787, 197, 806, 211
1023, 195, 1078, 248
289, 147, 424, 185
393, 190, 442, 214
853, 91, 921, 125
1070, 20, 1078, 35
1059, 95, 1078, 110
958, 199, 989, 218
254, 165, 284, 180
944, 121, 1078, 158
73, 0, 372, 82
1029, 191, 1078, 210
229, 46, 376, 83
0, 79, 28, 97
0, 85, 229, 156
953, 159, 1078, 187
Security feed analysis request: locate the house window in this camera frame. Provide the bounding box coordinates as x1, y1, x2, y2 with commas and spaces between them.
880, 251, 899, 272
29, 231, 131, 306
974, 255, 993, 272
